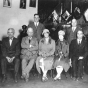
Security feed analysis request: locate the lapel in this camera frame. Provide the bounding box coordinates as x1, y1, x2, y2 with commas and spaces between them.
7, 37, 10, 47
34, 22, 40, 29
10, 38, 15, 47
76, 39, 83, 47
25, 36, 35, 45
71, 27, 77, 33
6, 37, 15, 48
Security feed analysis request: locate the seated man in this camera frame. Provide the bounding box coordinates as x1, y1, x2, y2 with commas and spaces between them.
21, 27, 38, 82
69, 30, 88, 81
1, 28, 20, 82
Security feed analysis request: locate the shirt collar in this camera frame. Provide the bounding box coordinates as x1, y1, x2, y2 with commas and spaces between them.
34, 22, 39, 26
28, 37, 32, 40
9, 37, 13, 40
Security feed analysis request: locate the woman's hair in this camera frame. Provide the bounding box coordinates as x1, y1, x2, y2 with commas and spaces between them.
41, 37, 52, 44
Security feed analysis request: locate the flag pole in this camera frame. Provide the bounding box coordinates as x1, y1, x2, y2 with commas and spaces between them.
71, 0, 72, 13
59, 3, 62, 23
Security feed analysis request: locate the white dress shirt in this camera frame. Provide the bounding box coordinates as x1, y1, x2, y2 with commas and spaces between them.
72, 27, 76, 32
9, 38, 13, 46
34, 22, 39, 27
77, 39, 82, 44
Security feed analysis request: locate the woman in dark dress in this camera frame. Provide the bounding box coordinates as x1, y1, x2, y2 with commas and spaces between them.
54, 30, 70, 80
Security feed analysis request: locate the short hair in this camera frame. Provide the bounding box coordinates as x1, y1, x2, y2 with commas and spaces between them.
34, 13, 39, 17
7, 28, 15, 34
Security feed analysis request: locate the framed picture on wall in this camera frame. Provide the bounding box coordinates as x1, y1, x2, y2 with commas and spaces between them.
20, 0, 26, 9
3, 0, 12, 8
29, 0, 36, 7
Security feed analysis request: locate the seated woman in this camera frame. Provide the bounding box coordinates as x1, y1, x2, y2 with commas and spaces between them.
54, 30, 70, 80
36, 29, 55, 81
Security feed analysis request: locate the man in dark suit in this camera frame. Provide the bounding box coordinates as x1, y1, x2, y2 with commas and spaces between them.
65, 18, 82, 44
69, 30, 88, 81
28, 14, 45, 42
1, 28, 20, 82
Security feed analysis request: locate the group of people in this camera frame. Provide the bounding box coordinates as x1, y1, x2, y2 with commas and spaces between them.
1, 14, 88, 83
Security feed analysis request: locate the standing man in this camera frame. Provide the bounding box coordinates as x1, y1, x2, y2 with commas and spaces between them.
21, 27, 38, 82
28, 14, 45, 42
69, 30, 88, 81
1, 28, 20, 82
65, 18, 82, 44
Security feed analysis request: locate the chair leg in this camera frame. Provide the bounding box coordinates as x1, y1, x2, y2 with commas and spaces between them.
51, 69, 54, 78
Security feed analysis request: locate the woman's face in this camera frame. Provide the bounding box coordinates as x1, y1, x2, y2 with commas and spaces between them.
44, 32, 49, 38
59, 35, 64, 41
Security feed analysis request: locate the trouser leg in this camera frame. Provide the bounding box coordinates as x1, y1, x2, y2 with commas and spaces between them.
78, 60, 83, 78
1, 58, 7, 75
72, 59, 78, 78
24, 59, 35, 78
14, 59, 20, 74
22, 59, 27, 75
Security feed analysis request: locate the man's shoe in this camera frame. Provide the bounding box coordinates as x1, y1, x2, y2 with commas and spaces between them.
76, 78, 79, 81
54, 76, 61, 81
14, 74, 18, 83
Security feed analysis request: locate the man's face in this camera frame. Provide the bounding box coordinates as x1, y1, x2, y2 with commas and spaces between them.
34, 15, 39, 22
77, 31, 83, 39
72, 19, 77, 27
27, 28, 33, 37
7, 29, 14, 38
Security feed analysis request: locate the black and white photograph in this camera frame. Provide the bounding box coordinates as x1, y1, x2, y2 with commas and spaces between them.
1, 0, 88, 88
20, 0, 26, 9
29, 0, 36, 7
3, 0, 11, 8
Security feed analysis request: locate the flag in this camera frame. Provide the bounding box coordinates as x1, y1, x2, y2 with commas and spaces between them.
84, 9, 88, 21
74, 7, 80, 14
62, 10, 71, 21
74, 7, 81, 18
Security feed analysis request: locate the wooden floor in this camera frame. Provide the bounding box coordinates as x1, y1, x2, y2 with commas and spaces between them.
0, 73, 88, 88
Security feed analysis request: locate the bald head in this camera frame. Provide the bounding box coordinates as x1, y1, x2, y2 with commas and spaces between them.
27, 27, 34, 37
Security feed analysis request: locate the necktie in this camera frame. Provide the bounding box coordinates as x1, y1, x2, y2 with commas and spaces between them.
72, 27, 75, 32
78, 40, 81, 44
29, 39, 31, 43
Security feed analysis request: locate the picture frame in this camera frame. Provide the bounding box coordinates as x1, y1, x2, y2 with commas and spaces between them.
3, 0, 12, 8
29, 0, 36, 7
20, 0, 26, 9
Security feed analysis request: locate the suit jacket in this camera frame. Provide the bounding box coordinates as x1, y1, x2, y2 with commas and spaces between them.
65, 26, 82, 44
28, 22, 45, 41
21, 36, 38, 58
69, 39, 88, 60
2, 37, 20, 58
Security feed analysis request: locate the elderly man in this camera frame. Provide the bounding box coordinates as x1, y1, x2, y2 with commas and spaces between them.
1, 28, 20, 82
70, 30, 88, 81
21, 27, 38, 82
